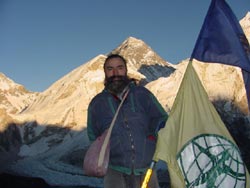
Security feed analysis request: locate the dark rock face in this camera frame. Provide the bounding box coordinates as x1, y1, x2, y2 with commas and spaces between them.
0, 123, 21, 152
0, 123, 22, 173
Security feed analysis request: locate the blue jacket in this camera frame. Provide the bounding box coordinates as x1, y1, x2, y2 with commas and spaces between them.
87, 82, 168, 175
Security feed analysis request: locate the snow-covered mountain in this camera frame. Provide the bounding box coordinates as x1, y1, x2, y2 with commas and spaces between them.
0, 37, 176, 187
0, 73, 38, 115
0, 12, 249, 188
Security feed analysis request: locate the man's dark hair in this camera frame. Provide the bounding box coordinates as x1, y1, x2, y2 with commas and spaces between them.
104, 54, 127, 69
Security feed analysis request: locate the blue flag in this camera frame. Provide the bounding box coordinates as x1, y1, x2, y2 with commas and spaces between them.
191, 0, 250, 111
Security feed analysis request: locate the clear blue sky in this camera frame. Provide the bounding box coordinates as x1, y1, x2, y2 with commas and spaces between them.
0, 0, 249, 92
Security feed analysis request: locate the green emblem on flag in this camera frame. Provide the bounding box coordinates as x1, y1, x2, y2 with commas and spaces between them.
177, 134, 246, 188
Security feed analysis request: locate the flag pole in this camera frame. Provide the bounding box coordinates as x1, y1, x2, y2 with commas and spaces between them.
141, 161, 156, 188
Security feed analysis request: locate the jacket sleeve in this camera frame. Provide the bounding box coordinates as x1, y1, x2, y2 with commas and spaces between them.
143, 87, 168, 135
87, 103, 96, 142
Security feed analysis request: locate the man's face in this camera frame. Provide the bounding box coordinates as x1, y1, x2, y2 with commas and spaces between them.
104, 57, 129, 94
104, 57, 127, 79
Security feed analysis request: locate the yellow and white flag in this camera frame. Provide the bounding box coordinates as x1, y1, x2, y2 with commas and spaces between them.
153, 62, 250, 188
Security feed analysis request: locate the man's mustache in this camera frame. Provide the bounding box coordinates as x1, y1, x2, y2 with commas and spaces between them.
106, 76, 125, 82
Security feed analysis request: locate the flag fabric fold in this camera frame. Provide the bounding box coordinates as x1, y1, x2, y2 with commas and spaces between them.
191, 0, 250, 110
153, 62, 250, 188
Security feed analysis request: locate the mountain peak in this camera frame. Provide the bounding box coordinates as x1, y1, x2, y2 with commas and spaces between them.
0, 73, 38, 114
245, 11, 250, 18
0, 72, 23, 91
240, 12, 250, 41
111, 36, 147, 54
125, 36, 145, 44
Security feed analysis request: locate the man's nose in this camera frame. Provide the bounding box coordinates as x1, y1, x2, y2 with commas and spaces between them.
112, 68, 118, 75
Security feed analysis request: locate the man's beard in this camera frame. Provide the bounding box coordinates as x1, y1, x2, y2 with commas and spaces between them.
105, 75, 131, 95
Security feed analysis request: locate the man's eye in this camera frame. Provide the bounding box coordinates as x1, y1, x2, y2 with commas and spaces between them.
118, 66, 125, 70
106, 67, 113, 71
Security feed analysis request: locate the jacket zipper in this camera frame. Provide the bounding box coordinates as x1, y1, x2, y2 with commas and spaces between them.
124, 116, 135, 174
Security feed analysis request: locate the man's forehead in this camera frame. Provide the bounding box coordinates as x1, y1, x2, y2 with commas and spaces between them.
105, 58, 125, 66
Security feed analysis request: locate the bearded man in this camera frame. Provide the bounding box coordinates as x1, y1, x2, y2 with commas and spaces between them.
86, 54, 168, 188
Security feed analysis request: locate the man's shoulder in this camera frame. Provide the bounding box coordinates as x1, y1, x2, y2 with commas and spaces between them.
89, 90, 108, 104
130, 84, 150, 94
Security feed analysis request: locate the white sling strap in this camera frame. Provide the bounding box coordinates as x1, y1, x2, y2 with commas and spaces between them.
98, 88, 130, 167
